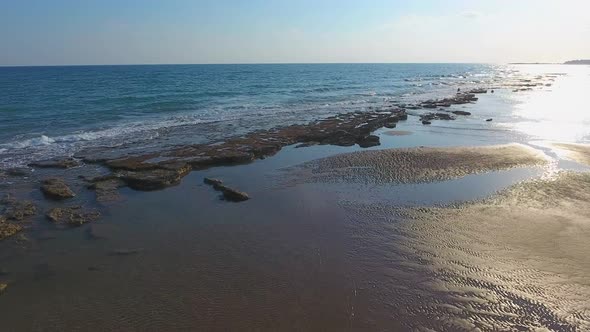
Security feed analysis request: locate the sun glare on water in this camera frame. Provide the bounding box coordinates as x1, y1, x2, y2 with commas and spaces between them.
507, 65, 590, 143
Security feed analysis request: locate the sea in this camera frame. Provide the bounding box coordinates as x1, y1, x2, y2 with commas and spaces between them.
0, 63, 535, 168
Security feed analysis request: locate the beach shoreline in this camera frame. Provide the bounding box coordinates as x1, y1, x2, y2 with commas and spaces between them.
1, 64, 590, 330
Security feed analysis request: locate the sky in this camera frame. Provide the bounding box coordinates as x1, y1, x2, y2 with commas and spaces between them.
1, 0, 589, 65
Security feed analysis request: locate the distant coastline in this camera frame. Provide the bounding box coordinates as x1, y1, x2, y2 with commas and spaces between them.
564, 59, 590, 65
509, 60, 590, 65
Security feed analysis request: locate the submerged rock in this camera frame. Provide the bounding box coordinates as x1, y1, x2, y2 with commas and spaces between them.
216, 185, 250, 202
46, 206, 101, 226
41, 178, 75, 200
87, 177, 124, 202
203, 178, 250, 202
357, 135, 381, 148
486, 118, 493, 122
1, 195, 37, 221
29, 158, 80, 169
422, 120, 432, 125
5, 168, 33, 177
0, 218, 23, 240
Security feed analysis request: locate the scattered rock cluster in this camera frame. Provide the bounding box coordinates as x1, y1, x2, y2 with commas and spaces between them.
0, 194, 36, 240
418, 92, 480, 109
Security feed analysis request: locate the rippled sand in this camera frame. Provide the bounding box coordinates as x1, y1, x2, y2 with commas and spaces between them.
288, 143, 549, 184
342, 171, 590, 330
552, 143, 590, 166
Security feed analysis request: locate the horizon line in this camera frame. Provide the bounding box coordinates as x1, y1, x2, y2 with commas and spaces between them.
0, 61, 514, 68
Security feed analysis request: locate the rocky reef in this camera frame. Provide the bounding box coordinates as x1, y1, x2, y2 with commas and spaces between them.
78, 108, 409, 194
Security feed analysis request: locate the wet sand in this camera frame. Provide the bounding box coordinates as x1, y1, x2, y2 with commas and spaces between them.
287, 143, 548, 185
552, 143, 590, 166
341, 171, 590, 330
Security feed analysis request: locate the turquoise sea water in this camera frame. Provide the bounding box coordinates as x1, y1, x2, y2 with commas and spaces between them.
0, 64, 498, 167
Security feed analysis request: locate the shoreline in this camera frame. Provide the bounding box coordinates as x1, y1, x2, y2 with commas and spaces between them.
0, 73, 569, 242
1, 67, 589, 330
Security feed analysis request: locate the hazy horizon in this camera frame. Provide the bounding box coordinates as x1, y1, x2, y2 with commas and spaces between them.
1, 0, 589, 66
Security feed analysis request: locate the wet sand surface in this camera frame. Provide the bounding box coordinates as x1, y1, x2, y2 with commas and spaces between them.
286, 143, 548, 185
341, 171, 590, 330
552, 143, 590, 166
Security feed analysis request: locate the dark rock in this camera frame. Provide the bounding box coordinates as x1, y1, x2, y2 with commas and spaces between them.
422, 120, 432, 125
46, 206, 101, 226
469, 88, 487, 94
118, 164, 191, 191
357, 135, 380, 148
420, 113, 455, 122
29, 158, 80, 169
452, 111, 472, 116
384, 122, 397, 129
214, 184, 250, 202
203, 177, 223, 186
41, 178, 75, 200
486, 118, 493, 122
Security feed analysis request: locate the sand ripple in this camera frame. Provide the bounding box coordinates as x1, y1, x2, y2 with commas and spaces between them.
288, 143, 549, 185
341, 171, 590, 330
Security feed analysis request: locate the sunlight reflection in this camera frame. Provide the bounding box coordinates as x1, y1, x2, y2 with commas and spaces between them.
501, 65, 590, 142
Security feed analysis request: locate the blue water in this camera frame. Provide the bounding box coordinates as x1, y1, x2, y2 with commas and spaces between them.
0, 64, 499, 167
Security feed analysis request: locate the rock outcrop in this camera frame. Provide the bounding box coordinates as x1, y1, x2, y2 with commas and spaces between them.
41, 178, 75, 200
46, 206, 100, 226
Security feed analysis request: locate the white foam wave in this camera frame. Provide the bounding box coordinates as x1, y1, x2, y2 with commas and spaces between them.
0, 116, 213, 151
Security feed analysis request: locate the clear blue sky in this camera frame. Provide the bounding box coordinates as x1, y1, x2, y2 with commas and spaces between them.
1, 0, 588, 65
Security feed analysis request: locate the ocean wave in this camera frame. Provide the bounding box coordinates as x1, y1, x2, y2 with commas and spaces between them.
0, 115, 214, 151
